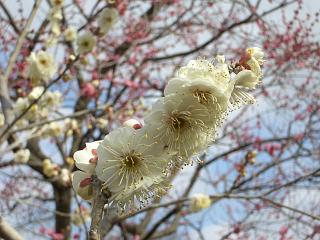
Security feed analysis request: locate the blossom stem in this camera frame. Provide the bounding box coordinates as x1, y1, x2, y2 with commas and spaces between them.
89, 177, 111, 240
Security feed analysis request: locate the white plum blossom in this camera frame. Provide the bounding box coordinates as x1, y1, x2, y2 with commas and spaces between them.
230, 49, 264, 106
96, 127, 172, 193
70, 49, 264, 212
43, 159, 59, 177
14, 149, 30, 164
144, 95, 211, 157
77, 32, 96, 54
189, 193, 211, 212
28, 86, 44, 101
97, 8, 119, 34
165, 58, 234, 116
64, 26, 77, 42
43, 91, 63, 108
51, 0, 64, 9
27, 51, 57, 84
15, 98, 29, 113
48, 8, 62, 36
96, 118, 109, 129
74, 141, 101, 173
72, 141, 101, 201
64, 118, 79, 136
42, 122, 63, 137
59, 168, 70, 185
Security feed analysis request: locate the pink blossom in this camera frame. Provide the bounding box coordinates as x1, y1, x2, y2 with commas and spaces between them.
81, 83, 97, 98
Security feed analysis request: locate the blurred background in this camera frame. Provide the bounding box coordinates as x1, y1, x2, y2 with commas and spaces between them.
0, 0, 320, 239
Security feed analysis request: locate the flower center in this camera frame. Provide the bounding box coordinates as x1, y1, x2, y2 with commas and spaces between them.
193, 89, 214, 105
82, 41, 89, 47
105, 17, 112, 23
168, 111, 191, 131
121, 150, 142, 169
40, 59, 48, 66
54, 0, 62, 6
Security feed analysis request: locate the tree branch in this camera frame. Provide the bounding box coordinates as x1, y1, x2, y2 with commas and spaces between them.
0, 217, 23, 240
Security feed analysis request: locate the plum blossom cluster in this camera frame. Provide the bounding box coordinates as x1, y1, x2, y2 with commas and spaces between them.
26, 3, 119, 82
14, 86, 62, 126
72, 48, 264, 211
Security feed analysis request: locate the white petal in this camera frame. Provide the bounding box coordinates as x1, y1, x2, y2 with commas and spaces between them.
71, 171, 91, 191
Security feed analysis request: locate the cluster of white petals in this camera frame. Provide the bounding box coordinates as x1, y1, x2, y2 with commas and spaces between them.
72, 49, 264, 212
48, 7, 62, 36
14, 87, 62, 123
27, 51, 57, 84
14, 149, 30, 164
51, 0, 64, 9
77, 32, 96, 54
98, 8, 119, 34
72, 141, 101, 201
231, 47, 264, 106
46, 0, 64, 47
64, 27, 77, 42
43, 159, 59, 177
189, 193, 211, 212
96, 127, 171, 192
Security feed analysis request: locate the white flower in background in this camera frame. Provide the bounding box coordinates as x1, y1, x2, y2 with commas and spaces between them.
59, 168, 70, 185
45, 34, 59, 48
48, 8, 62, 36
165, 57, 234, 115
189, 193, 211, 212
72, 141, 101, 201
144, 96, 210, 157
42, 122, 63, 137
247, 47, 264, 65
0, 114, 4, 127
96, 127, 171, 193
43, 159, 59, 178
27, 51, 57, 84
97, 8, 119, 34
27, 53, 42, 84
14, 149, 30, 164
77, 32, 96, 54
25, 104, 39, 121
96, 118, 109, 129
51, 0, 64, 9
28, 86, 44, 101
246, 150, 257, 165
15, 97, 29, 113
64, 26, 77, 42
123, 119, 142, 129
43, 91, 62, 108
71, 206, 91, 226
64, 118, 79, 136
39, 107, 49, 119
36, 51, 56, 79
